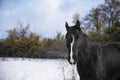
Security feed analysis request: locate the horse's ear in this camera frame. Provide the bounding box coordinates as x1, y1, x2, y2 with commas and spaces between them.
65, 22, 69, 31
75, 20, 81, 31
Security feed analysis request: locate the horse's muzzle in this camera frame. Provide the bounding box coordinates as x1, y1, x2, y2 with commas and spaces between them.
68, 58, 77, 65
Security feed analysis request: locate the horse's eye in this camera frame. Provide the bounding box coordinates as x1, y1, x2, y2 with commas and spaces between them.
68, 36, 72, 43
66, 37, 72, 47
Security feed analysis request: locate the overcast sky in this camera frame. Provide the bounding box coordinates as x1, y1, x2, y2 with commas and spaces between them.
0, 0, 104, 39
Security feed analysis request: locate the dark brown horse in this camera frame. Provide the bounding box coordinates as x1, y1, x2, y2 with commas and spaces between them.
65, 20, 120, 80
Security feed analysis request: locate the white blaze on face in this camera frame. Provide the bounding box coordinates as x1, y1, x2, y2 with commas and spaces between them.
70, 35, 75, 64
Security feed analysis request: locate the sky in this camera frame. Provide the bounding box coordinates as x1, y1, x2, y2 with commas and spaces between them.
0, 0, 104, 39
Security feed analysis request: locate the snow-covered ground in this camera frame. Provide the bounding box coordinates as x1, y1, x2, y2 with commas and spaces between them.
0, 58, 79, 80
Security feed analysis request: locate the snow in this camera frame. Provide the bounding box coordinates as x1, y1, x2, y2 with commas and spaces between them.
0, 58, 79, 80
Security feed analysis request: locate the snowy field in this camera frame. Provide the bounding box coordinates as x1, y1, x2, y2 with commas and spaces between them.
0, 58, 79, 80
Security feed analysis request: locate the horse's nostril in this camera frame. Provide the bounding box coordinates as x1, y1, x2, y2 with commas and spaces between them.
68, 58, 76, 65
71, 61, 76, 65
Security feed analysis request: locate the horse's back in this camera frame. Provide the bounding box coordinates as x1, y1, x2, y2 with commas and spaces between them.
102, 42, 120, 80
102, 42, 120, 58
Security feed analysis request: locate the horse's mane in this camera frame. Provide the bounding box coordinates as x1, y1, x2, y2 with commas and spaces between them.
78, 31, 98, 48
79, 32, 120, 47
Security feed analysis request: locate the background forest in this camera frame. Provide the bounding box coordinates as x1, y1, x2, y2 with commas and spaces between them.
0, 0, 120, 58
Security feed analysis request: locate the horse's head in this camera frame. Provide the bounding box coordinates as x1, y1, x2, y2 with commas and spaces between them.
65, 20, 81, 65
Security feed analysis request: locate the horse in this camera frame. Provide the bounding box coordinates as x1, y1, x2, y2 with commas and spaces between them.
65, 20, 120, 80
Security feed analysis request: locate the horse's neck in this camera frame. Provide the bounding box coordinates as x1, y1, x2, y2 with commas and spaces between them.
77, 33, 94, 62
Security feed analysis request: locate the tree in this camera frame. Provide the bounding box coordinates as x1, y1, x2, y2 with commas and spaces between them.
84, 7, 104, 32
6, 23, 41, 57
84, 0, 120, 42
72, 13, 80, 24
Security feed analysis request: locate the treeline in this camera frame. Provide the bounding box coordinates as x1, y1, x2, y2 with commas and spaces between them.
0, 24, 67, 58
83, 0, 120, 43
0, 0, 120, 58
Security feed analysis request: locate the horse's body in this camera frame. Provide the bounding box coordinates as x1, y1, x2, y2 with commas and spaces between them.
65, 20, 120, 80
77, 39, 120, 80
